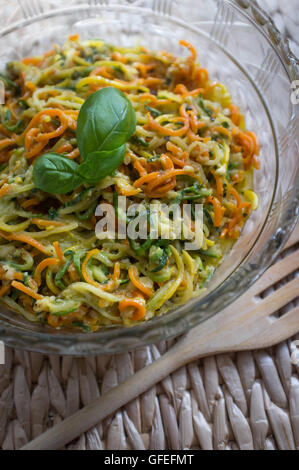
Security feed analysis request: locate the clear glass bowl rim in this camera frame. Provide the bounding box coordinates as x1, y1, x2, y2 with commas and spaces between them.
0, 0, 298, 355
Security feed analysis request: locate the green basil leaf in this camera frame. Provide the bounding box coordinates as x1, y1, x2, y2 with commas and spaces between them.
33, 153, 84, 195
76, 87, 136, 158
77, 144, 126, 182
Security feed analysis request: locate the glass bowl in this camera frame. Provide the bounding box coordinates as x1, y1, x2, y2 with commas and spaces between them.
0, 0, 298, 355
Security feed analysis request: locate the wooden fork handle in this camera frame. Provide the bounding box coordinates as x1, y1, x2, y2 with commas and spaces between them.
22, 345, 183, 450
21, 308, 294, 451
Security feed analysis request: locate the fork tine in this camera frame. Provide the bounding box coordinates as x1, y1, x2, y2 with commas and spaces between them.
249, 306, 299, 349
236, 306, 299, 351
250, 276, 299, 318
249, 248, 299, 296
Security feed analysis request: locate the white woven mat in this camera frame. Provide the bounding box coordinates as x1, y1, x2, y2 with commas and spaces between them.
0, 0, 298, 451
1, 334, 299, 450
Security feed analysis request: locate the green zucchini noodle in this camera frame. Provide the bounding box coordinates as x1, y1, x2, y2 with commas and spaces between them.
0, 36, 259, 332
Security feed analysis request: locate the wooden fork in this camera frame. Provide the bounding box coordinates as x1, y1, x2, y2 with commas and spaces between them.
22, 223, 299, 450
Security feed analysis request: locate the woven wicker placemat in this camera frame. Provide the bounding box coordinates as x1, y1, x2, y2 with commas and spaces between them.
0, 333, 299, 450
0, 0, 298, 451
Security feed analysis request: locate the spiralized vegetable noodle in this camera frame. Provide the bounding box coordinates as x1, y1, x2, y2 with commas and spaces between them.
0, 36, 259, 331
